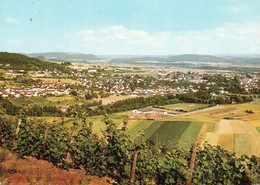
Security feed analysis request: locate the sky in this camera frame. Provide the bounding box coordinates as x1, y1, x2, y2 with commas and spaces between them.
0, 0, 260, 55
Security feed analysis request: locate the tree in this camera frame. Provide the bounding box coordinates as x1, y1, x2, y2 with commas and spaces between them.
70, 90, 78, 96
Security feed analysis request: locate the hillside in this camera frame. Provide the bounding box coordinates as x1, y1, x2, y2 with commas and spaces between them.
0, 149, 111, 185
110, 54, 260, 66
0, 52, 71, 72
26, 52, 100, 62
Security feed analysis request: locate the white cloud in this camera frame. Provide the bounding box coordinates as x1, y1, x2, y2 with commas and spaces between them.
77, 22, 260, 55
5, 17, 21, 24
84, 35, 103, 42
221, 5, 250, 13
77, 29, 94, 35
228, 5, 249, 12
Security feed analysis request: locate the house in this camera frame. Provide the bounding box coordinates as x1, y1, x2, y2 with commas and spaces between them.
1, 94, 8, 98
88, 68, 97, 73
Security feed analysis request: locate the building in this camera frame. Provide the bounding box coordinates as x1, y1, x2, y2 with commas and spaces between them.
132, 108, 167, 115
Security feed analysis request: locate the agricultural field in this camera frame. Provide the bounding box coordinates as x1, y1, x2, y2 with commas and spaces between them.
204, 119, 260, 156
86, 114, 129, 135
32, 77, 80, 83
161, 103, 211, 112
127, 120, 203, 149
9, 97, 33, 105
149, 101, 260, 156
46, 96, 74, 102
8, 96, 88, 107
41, 97, 92, 107
29, 96, 49, 104
100, 94, 145, 105
126, 120, 153, 139
234, 134, 250, 154
84, 101, 260, 155
185, 102, 260, 122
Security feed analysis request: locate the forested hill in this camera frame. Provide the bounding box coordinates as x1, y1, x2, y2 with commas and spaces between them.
26, 52, 100, 62
0, 52, 71, 71
110, 54, 260, 65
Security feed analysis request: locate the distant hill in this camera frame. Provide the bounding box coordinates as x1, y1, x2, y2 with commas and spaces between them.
0, 52, 71, 71
110, 54, 260, 66
164, 54, 231, 63
110, 56, 164, 64
231, 57, 260, 65
26, 52, 100, 62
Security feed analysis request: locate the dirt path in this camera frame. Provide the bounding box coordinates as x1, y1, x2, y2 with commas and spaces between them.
204, 119, 260, 156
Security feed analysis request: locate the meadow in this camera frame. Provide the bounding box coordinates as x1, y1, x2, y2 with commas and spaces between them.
161, 103, 211, 112
127, 120, 153, 140
128, 120, 203, 149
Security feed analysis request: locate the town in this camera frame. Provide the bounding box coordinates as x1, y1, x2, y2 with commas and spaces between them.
1, 65, 259, 100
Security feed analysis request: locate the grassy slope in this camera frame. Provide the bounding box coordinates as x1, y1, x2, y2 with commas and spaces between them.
147, 121, 191, 147
178, 121, 203, 149
127, 120, 154, 140
143, 121, 165, 140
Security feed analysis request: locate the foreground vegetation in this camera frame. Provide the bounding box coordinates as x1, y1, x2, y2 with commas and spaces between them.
0, 113, 259, 184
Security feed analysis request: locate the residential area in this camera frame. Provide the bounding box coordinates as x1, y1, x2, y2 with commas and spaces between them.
0, 65, 259, 99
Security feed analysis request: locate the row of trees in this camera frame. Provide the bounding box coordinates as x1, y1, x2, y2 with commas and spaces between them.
0, 92, 254, 117
13, 76, 39, 85
83, 93, 253, 116
0, 113, 259, 184
176, 91, 253, 104
87, 95, 180, 116
85, 92, 98, 100
0, 99, 64, 117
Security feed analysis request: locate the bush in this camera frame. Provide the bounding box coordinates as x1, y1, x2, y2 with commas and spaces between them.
245, 110, 254, 114
0, 149, 8, 162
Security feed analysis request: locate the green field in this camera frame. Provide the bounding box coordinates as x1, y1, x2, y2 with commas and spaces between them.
10, 96, 48, 106
127, 120, 154, 139
128, 120, 203, 148
29, 97, 49, 104
234, 134, 250, 154
148, 121, 190, 146
178, 121, 203, 148
162, 103, 210, 112
87, 114, 128, 135
256, 127, 260, 133
9, 97, 33, 105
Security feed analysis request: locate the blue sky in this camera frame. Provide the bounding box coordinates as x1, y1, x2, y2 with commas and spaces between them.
0, 0, 259, 55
